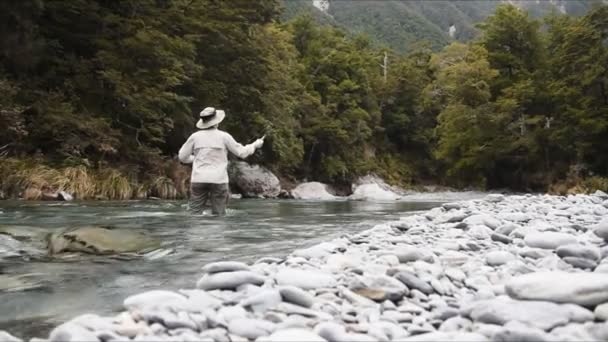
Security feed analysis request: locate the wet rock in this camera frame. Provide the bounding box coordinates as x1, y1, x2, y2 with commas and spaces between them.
524, 232, 576, 250
229, 161, 281, 198
197, 271, 265, 290
47, 227, 161, 255
506, 271, 608, 306
275, 269, 337, 290
202, 261, 250, 274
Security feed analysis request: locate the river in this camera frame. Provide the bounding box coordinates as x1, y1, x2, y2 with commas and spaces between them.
0, 195, 482, 338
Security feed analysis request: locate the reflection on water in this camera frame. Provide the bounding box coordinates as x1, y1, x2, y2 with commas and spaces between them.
0, 199, 444, 337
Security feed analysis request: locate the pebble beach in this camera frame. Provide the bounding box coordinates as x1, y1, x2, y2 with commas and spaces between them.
3, 192, 608, 342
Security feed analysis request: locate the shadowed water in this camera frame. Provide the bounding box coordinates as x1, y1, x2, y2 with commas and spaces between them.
0, 198, 456, 337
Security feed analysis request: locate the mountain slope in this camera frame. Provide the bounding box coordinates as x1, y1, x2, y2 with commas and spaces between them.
281, 0, 599, 52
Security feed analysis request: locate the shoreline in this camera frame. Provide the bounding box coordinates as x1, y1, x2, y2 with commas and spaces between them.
2, 192, 608, 341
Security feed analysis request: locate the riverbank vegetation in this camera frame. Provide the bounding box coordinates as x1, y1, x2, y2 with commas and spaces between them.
1, 1, 607, 199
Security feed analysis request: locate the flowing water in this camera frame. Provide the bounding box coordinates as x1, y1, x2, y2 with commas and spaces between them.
0, 195, 482, 337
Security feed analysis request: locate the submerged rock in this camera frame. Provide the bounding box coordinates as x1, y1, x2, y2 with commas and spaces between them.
46, 227, 161, 255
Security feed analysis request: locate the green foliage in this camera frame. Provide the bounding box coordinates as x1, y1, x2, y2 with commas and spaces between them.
1, 1, 608, 196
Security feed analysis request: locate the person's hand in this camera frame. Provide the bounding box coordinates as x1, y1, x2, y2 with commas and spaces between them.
253, 136, 265, 149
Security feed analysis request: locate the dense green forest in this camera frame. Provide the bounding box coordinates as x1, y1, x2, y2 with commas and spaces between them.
282, 0, 598, 52
1, 0, 607, 200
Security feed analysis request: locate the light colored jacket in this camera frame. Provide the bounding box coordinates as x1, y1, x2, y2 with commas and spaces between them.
178, 128, 257, 184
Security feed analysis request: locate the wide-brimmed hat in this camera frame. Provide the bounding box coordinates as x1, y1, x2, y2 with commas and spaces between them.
196, 107, 225, 129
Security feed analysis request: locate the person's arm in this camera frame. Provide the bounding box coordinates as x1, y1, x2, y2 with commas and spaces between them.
224, 133, 263, 159
178, 135, 195, 164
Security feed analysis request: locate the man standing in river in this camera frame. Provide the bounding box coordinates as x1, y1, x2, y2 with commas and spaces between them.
178, 107, 264, 215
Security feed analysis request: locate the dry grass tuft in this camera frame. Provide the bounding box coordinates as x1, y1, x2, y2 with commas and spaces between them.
149, 176, 178, 199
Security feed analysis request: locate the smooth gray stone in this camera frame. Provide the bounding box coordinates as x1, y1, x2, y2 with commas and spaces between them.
227, 318, 275, 340
485, 251, 515, 266
562, 256, 597, 270
492, 321, 552, 342
279, 286, 314, 308
491, 233, 512, 244
197, 271, 265, 290
524, 232, 576, 250
201, 261, 250, 274
445, 268, 466, 283
496, 223, 519, 236
594, 302, 608, 321
556, 244, 601, 261
468, 299, 571, 330
518, 248, 551, 260
352, 275, 409, 302
395, 271, 434, 295
463, 214, 501, 229
506, 271, 608, 306
395, 246, 425, 263
0, 331, 22, 342
180, 289, 223, 310
434, 307, 459, 321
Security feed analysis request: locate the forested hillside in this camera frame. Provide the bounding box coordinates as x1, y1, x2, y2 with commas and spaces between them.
282, 0, 599, 52
1, 1, 607, 200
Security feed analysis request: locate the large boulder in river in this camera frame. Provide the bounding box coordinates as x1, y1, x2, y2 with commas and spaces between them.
47, 227, 161, 255
350, 184, 401, 201
291, 182, 337, 200
350, 174, 402, 201
229, 161, 281, 198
